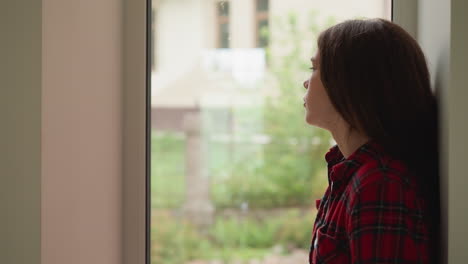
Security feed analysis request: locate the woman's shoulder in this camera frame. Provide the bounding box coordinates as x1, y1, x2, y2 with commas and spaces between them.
351, 141, 416, 192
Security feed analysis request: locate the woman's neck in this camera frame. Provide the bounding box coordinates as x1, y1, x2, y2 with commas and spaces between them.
330, 122, 370, 159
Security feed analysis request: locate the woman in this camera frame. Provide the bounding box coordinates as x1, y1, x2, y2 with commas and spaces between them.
304, 19, 440, 264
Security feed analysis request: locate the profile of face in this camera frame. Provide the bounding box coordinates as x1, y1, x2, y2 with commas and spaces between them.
303, 51, 340, 131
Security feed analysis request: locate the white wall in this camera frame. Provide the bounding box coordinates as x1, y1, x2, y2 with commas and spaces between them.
416, 0, 468, 262
416, 1, 450, 261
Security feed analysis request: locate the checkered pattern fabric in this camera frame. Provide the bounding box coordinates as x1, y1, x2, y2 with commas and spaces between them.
309, 140, 430, 264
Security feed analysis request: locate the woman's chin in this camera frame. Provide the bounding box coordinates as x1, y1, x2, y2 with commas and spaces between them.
305, 114, 315, 126
305, 115, 327, 130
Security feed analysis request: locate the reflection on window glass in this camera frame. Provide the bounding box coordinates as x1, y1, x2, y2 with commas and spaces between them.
151, 0, 391, 263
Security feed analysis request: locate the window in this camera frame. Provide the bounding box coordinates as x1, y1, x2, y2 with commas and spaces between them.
150, 1, 392, 263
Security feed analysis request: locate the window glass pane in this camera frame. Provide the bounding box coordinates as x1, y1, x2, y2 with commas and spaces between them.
151, 1, 392, 263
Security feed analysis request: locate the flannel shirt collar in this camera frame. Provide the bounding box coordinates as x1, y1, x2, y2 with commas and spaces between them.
325, 139, 383, 185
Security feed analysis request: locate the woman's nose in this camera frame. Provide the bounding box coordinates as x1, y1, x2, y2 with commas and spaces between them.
303, 80, 308, 89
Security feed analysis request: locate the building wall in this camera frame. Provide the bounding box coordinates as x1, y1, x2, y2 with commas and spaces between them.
154, 0, 388, 70
152, 0, 390, 105
156, 0, 207, 75
230, 0, 256, 48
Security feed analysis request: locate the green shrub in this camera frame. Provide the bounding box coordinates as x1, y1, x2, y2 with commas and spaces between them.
151, 210, 210, 264
151, 132, 185, 209
211, 165, 328, 209
210, 215, 283, 249
275, 209, 316, 250
151, 208, 318, 263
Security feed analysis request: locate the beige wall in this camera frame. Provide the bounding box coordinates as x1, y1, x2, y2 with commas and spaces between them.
41, 0, 123, 263
42, 0, 121, 264
2, 0, 144, 263
0, 1, 42, 263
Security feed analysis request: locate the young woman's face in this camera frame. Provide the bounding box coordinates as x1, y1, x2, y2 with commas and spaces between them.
303, 51, 339, 130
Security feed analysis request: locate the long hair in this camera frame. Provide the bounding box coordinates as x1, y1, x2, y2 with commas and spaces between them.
317, 18, 440, 263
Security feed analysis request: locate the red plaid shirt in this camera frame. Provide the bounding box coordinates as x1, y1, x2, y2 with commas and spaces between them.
309, 140, 430, 264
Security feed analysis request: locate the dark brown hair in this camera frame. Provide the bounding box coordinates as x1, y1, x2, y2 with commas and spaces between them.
318, 18, 440, 262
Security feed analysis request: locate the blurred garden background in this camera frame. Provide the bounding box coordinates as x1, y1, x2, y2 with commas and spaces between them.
150, 0, 390, 263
